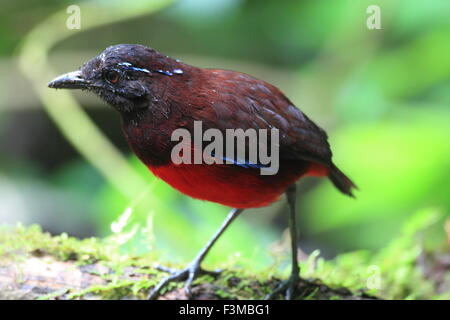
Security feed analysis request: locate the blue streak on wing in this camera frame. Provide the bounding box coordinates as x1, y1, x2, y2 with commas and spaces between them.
210, 152, 268, 169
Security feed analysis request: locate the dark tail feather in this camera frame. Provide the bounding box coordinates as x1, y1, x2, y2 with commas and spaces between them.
328, 164, 357, 197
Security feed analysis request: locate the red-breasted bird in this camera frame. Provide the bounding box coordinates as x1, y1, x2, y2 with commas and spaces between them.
48, 44, 356, 299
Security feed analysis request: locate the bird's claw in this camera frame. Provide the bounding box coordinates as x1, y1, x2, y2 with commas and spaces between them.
265, 273, 300, 300
148, 262, 223, 299
154, 265, 178, 273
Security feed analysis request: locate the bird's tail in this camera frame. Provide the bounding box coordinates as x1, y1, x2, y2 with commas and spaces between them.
328, 164, 357, 197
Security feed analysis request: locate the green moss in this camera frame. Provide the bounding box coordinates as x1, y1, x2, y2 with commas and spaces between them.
0, 224, 170, 300
0, 224, 111, 265
1, 210, 447, 300
299, 208, 450, 300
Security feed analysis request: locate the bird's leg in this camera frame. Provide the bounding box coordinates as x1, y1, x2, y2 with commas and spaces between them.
148, 208, 243, 299
266, 184, 301, 300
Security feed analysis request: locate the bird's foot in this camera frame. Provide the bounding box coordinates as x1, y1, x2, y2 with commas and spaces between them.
148, 262, 222, 300
265, 272, 300, 300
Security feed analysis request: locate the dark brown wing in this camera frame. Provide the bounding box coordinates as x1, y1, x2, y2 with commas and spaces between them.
200, 69, 333, 167
163, 67, 356, 196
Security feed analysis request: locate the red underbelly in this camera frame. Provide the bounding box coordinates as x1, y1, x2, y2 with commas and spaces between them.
148, 161, 326, 208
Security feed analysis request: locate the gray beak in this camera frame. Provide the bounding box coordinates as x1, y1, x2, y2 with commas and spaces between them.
48, 70, 90, 89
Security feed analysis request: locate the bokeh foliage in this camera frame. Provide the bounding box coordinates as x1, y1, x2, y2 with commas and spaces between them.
0, 0, 449, 298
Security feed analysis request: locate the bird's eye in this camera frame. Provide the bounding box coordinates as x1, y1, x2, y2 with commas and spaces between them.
104, 70, 120, 84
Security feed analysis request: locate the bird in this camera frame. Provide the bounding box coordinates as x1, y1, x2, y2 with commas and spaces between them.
48, 44, 356, 300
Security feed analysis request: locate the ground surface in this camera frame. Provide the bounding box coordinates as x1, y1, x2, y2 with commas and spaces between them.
0, 225, 377, 300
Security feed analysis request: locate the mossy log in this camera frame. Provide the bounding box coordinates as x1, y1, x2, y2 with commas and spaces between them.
0, 225, 377, 300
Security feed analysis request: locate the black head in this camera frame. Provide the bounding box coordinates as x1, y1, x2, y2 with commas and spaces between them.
48, 44, 184, 113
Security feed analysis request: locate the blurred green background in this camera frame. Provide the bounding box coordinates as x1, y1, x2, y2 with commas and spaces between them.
0, 0, 449, 274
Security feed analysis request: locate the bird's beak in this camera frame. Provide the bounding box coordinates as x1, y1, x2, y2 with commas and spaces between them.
48, 70, 90, 89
